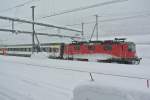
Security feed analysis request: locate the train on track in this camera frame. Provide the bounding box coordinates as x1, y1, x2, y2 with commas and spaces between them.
0, 38, 141, 64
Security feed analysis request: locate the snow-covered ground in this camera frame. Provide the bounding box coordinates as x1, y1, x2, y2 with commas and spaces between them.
73, 81, 150, 100
0, 34, 150, 100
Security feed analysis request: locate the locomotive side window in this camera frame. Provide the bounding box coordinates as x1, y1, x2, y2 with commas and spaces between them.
103, 45, 112, 51
88, 45, 95, 50
74, 45, 80, 50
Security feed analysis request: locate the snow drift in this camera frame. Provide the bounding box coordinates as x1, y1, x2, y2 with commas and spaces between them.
73, 81, 150, 100
30, 52, 49, 59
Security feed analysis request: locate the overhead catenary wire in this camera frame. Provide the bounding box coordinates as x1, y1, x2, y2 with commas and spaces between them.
0, 0, 40, 28
39, 0, 128, 19
0, 0, 40, 13
1, 10, 150, 28
0, 12, 150, 36
66, 13, 150, 27
0, 0, 149, 39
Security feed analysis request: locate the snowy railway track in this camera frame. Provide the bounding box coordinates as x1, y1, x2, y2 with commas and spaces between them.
0, 55, 150, 100
2, 58, 150, 81
0, 67, 72, 96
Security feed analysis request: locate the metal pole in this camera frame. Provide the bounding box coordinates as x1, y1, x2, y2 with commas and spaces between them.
81, 22, 84, 41
147, 80, 149, 88
12, 21, 14, 34
96, 15, 98, 41
90, 24, 96, 41
31, 6, 35, 53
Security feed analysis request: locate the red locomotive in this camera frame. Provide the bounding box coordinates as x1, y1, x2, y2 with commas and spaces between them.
63, 38, 141, 64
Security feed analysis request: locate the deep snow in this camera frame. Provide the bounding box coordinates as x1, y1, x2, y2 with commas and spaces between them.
73, 81, 150, 100
0, 35, 150, 100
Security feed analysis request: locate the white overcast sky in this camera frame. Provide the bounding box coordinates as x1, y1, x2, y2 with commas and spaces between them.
0, 0, 150, 44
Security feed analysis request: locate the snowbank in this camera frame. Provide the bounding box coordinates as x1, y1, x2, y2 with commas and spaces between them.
30, 52, 49, 59
73, 81, 150, 100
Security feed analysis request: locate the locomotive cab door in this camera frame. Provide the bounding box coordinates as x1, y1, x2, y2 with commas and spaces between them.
121, 44, 128, 58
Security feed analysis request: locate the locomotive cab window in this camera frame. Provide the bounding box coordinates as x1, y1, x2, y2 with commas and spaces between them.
128, 43, 135, 52
103, 45, 112, 51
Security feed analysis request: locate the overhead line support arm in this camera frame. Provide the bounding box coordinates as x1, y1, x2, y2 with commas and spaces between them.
0, 16, 82, 33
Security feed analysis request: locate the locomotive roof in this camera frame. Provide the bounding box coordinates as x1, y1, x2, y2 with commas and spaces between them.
0, 39, 135, 48
71, 40, 134, 45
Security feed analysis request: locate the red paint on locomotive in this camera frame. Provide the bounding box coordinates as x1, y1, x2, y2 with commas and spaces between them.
64, 40, 137, 61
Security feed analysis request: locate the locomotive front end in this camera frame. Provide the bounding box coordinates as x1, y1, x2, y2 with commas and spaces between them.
126, 42, 142, 64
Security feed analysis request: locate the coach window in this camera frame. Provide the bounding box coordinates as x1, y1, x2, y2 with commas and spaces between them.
42, 48, 46, 52
46, 47, 49, 52
21, 48, 23, 51
104, 45, 112, 51
29, 48, 31, 52
49, 48, 52, 52
26, 48, 28, 52
53, 48, 59, 52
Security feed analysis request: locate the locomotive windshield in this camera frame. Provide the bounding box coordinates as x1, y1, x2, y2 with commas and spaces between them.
128, 43, 136, 52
